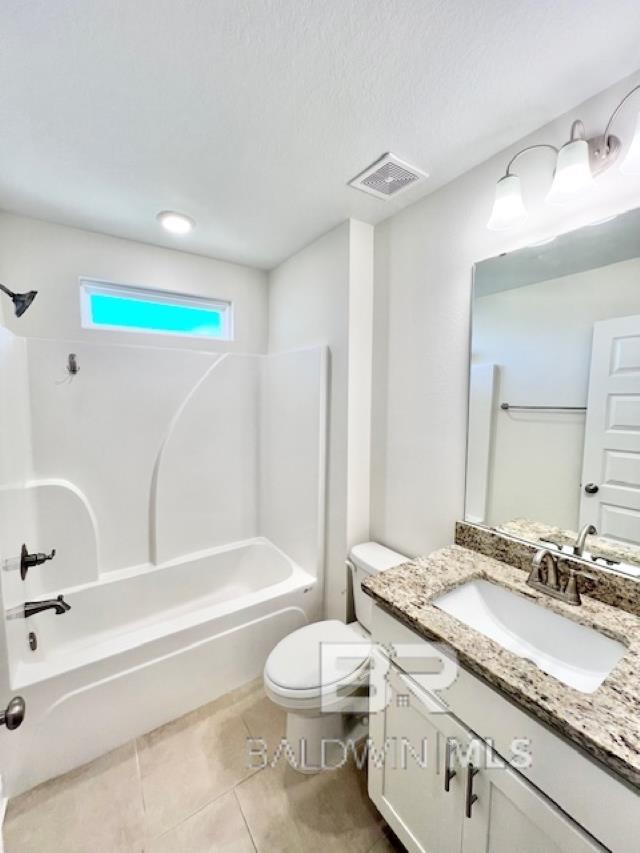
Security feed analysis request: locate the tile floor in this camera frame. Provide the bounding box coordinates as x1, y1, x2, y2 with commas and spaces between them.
3, 679, 405, 852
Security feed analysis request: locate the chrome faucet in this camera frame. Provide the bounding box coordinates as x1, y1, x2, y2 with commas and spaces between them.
7, 595, 71, 620
573, 524, 597, 557
527, 549, 581, 606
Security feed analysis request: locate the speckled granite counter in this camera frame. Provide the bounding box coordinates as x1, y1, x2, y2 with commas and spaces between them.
362, 545, 640, 789
496, 517, 640, 571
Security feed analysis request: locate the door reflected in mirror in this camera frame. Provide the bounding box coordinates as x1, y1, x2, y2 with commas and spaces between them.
467, 207, 640, 577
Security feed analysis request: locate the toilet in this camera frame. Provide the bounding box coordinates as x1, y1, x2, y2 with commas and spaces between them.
264, 541, 407, 772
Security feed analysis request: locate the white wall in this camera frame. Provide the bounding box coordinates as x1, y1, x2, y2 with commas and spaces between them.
371, 70, 640, 558
0, 212, 268, 351
268, 220, 374, 619
472, 258, 640, 529
0, 212, 329, 592
0, 212, 272, 585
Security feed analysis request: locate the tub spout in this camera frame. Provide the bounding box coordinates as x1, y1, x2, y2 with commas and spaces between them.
22, 595, 71, 618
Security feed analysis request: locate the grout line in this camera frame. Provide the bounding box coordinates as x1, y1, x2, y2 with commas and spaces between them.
233, 787, 258, 852
149, 790, 230, 842
133, 739, 148, 817
137, 685, 267, 842
147, 783, 256, 844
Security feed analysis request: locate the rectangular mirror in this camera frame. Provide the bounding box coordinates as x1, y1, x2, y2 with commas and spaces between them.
467, 207, 640, 577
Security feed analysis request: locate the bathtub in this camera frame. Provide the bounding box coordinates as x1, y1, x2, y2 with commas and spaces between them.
2, 537, 318, 795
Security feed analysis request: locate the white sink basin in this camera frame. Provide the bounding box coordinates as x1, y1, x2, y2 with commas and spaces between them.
433, 579, 626, 693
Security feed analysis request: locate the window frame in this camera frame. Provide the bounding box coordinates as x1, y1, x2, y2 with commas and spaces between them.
79, 278, 233, 341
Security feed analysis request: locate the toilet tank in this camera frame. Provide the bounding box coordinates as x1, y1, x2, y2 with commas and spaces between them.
348, 542, 408, 632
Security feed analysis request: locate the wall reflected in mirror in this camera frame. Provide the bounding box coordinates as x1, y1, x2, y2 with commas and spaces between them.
467, 207, 640, 577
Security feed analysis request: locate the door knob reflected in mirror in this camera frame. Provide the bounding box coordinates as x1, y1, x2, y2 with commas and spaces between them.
584, 483, 599, 495
0, 696, 25, 730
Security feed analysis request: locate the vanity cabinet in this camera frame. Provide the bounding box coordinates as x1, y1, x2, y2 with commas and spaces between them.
369, 664, 468, 853
370, 663, 604, 853
460, 742, 603, 853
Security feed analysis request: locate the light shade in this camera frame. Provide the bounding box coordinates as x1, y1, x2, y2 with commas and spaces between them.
546, 139, 592, 204
156, 210, 195, 235
486, 175, 527, 231
620, 112, 640, 175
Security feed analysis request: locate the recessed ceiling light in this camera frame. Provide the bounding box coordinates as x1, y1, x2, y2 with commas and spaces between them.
156, 210, 195, 235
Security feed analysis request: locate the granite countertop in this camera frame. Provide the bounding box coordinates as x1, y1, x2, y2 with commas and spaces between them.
496, 517, 640, 571
362, 544, 640, 789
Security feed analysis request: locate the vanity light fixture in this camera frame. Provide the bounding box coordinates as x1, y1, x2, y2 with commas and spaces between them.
156, 210, 195, 235
487, 84, 640, 230
486, 174, 528, 231
546, 123, 593, 205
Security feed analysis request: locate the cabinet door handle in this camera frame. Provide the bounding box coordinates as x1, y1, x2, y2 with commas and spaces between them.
465, 763, 479, 818
444, 738, 457, 792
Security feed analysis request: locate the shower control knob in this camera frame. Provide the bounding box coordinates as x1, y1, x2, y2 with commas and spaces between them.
20, 544, 56, 581
0, 696, 25, 730
584, 483, 599, 495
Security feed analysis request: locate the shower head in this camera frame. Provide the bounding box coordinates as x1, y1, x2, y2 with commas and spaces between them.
0, 283, 38, 317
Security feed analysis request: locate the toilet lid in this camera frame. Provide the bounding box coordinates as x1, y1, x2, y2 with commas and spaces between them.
265, 620, 371, 691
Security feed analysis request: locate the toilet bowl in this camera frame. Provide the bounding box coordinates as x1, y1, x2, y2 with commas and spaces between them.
263, 541, 407, 773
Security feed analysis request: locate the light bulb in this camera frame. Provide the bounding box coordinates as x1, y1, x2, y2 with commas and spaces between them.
546, 139, 593, 204
620, 112, 640, 175
157, 211, 195, 235
486, 175, 527, 231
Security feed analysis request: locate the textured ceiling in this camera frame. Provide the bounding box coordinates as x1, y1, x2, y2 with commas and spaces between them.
2, 0, 640, 269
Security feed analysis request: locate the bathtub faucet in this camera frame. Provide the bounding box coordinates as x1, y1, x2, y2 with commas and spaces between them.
22, 595, 71, 618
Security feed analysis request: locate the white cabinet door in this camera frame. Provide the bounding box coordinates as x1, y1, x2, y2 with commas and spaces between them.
461, 744, 605, 853
580, 314, 640, 544
368, 665, 469, 853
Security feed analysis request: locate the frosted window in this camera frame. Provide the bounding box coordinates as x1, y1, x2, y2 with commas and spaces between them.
80, 280, 232, 340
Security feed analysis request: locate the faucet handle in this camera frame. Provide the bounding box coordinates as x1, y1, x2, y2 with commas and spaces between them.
528, 560, 543, 585
563, 570, 581, 605
20, 544, 57, 581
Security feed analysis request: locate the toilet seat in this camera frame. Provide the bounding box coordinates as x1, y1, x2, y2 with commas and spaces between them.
264, 620, 371, 707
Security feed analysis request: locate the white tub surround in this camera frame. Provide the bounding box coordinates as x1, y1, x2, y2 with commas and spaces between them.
0, 337, 327, 795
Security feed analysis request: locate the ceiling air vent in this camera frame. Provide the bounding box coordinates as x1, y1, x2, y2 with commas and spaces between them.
348, 153, 428, 199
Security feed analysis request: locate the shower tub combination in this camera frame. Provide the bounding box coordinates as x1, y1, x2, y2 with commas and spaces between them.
0, 340, 327, 795
4, 537, 318, 795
